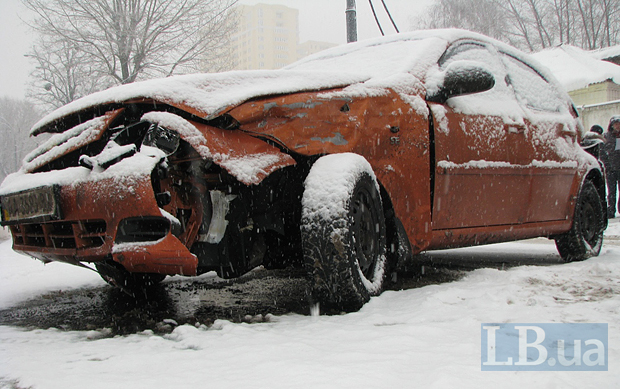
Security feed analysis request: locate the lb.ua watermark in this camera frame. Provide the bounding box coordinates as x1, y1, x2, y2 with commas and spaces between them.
481, 323, 608, 371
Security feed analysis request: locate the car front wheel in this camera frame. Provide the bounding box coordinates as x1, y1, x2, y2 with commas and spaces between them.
301, 153, 388, 313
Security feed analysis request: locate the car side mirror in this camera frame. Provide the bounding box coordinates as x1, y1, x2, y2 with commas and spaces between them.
427, 62, 495, 104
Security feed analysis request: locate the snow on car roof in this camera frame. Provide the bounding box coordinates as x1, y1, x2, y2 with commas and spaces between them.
288, 28, 492, 67
31, 29, 532, 137
531, 45, 620, 92
287, 28, 554, 80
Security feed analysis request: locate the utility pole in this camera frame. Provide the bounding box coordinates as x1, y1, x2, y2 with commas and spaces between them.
346, 0, 357, 43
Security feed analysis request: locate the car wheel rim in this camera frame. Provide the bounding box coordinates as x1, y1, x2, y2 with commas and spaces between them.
351, 186, 380, 280
581, 198, 597, 245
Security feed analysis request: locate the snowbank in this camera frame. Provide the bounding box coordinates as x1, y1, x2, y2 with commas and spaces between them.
0, 240, 104, 310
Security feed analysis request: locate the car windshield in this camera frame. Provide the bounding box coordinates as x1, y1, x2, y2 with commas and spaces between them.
286, 37, 448, 79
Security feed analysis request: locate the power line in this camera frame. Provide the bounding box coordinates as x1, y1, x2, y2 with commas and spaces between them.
368, 0, 399, 36
368, 0, 384, 36
380, 0, 399, 33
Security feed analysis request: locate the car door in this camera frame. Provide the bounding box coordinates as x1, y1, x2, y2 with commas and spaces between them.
428, 41, 534, 230
500, 53, 578, 223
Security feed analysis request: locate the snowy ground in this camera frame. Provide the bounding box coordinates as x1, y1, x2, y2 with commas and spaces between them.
1, 223, 619, 389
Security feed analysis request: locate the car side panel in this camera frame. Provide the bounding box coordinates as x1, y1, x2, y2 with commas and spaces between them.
429, 104, 532, 229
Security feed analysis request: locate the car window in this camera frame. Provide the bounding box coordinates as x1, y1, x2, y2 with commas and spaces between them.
501, 54, 564, 112
438, 42, 488, 67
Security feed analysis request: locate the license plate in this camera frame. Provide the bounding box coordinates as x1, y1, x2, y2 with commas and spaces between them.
1, 186, 62, 225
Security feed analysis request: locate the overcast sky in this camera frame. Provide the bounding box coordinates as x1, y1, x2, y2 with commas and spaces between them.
0, 0, 433, 100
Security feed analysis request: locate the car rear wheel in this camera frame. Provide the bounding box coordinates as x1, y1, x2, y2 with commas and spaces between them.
555, 180, 605, 262
301, 153, 387, 313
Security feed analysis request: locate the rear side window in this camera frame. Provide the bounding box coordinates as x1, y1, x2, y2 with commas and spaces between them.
502, 54, 564, 112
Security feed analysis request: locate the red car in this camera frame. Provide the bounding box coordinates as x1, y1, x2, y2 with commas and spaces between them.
0, 29, 606, 311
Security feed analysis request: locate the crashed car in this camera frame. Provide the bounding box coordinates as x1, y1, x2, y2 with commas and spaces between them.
0, 29, 607, 311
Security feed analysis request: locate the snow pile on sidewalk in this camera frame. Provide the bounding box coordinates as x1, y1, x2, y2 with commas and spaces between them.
1, 234, 619, 388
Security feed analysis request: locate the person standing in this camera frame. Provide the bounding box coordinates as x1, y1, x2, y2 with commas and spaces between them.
601, 116, 620, 218
582, 124, 605, 159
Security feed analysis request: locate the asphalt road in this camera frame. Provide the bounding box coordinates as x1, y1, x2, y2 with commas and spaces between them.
0, 237, 572, 335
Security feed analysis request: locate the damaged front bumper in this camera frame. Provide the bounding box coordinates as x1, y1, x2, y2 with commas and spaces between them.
0, 153, 198, 276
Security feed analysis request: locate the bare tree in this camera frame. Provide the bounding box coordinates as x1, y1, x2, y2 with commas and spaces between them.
415, 0, 510, 42
24, 0, 238, 109
27, 36, 108, 109
0, 97, 42, 183
497, 0, 555, 50
575, 0, 620, 49
550, 0, 576, 45
413, 0, 620, 52
500, 0, 539, 50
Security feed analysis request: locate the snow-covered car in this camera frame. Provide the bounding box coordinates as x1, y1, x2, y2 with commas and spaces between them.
0, 29, 607, 312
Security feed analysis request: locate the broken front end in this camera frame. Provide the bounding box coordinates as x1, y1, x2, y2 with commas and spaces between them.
0, 103, 306, 287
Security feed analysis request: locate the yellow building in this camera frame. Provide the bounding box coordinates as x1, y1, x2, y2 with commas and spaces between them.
569, 80, 620, 107
231, 4, 300, 70
231, 3, 338, 70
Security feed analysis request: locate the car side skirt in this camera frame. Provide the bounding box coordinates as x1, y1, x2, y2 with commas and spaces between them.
428, 219, 572, 250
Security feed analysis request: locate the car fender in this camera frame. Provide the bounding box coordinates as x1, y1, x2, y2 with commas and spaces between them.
228, 89, 435, 253
142, 111, 297, 186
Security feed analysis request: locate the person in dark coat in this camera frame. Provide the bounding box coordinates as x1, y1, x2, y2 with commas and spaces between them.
601, 116, 620, 218
582, 124, 605, 159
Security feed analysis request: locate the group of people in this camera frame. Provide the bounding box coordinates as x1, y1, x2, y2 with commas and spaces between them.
586, 116, 620, 218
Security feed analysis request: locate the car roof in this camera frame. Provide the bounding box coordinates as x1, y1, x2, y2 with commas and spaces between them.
289, 28, 558, 83
30, 29, 560, 136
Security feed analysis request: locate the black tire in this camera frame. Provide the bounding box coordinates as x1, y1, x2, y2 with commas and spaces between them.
555, 180, 605, 262
301, 154, 387, 313
387, 216, 416, 275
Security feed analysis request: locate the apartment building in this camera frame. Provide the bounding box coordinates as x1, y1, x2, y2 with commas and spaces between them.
231, 3, 338, 70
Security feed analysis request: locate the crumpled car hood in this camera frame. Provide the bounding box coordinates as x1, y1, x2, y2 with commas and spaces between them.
31, 70, 371, 135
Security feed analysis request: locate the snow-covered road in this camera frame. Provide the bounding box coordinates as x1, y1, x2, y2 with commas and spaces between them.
1, 223, 619, 389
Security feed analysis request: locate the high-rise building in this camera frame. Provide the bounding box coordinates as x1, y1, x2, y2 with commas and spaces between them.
231, 3, 338, 70
231, 4, 299, 70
